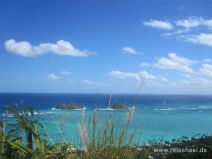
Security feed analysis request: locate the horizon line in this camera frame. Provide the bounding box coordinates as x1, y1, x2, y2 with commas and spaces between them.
0, 92, 212, 96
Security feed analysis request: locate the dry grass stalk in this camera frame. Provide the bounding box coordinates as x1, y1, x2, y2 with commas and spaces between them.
78, 107, 87, 153
125, 106, 136, 125
119, 106, 136, 146
78, 123, 87, 152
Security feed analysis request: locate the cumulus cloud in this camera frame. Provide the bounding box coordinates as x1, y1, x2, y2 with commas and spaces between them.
200, 64, 212, 78
139, 62, 150, 67
110, 70, 167, 81
182, 33, 212, 47
182, 76, 212, 87
182, 78, 210, 86
121, 47, 141, 55
83, 80, 96, 85
176, 17, 212, 29
203, 58, 212, 63
47, 73, 61, 81
110, 71, 140, 80
143, 19, 173, 30
180, 63, 212, 88
162, 29, 190, 37
144, 17, 212, 48
5, 39, 93, 57
168, 53, 196, 65
82, 80, 110, 86
155, 53, 195, 74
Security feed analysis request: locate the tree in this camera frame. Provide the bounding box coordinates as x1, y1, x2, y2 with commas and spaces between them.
7, 104, 43, 150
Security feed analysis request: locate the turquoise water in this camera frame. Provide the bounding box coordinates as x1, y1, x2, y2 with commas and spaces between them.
1, 93, 212, 144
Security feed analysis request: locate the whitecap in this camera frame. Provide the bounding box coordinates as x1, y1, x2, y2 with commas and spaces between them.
51, 107, 59, 110
183, 107, 197, 110
44, 111, 56, 114
98, 107, 116, 111
198, 106, 212, 109
153, 108, 175, 111
72, 107, 87, 111
1, 113, 12, 118
153, 107, 199, 111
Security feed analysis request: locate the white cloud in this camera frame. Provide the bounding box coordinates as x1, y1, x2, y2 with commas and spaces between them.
110, 70, 167, 81
180, 64, 212, 88
162, 28, 190, 37
83, 80, 96, 85
82, 80, 110, 86
176, 17, 202, 29
5, 39, 93, 57
170, 17, 212, 46
61, 70, 71, 76
200, 64, 212, 78
168, 53, 196, 65
121, 47, 141, 55
182, 33, 212, 47
177, 63, 212, 88
203, 58, 212, 63
182, 77, 212, 87
155, 53, 195, 74
143, 19, 173, 30
157, 75, 168, 82
144, 17, 212, 41
139, 62, 150, 67
139, 71, 160, 80
110, 71, 140, 80
47, 73, 61, 81
47, 71, 71, 82
176, 17, 212, 29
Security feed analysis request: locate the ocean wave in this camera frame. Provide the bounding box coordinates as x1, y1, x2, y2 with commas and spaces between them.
97, 107, 128, 111
2, 112, 40, 117
1, 113, 12, 118
153, 108, 175, 111
197, 106, 212, 109
51, 107, 87, 111
98, 107, 116, 111
42, 111, 56, 114
153, 106, 212, 111
51, 107, 59, 110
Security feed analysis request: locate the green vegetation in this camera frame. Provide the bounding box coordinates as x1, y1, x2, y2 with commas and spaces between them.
111, 103, 128, 110
56, 103, 80, 110
0, 104, 212, 159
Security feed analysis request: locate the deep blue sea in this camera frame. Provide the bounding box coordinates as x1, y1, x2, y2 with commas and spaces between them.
1, 93, 212, 144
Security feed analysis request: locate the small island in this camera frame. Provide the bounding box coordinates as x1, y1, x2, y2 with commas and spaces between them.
111, 103, 128, 110
56, 103, 80, 110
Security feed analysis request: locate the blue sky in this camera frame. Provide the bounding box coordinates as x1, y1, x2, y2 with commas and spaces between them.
0, 0, 212, 94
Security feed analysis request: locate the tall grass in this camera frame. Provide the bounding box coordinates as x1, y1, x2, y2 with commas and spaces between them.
77, 106, 138, 159
0, 104, 141, 159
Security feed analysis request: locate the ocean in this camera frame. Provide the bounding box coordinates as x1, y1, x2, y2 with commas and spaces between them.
1, 93, 212, 144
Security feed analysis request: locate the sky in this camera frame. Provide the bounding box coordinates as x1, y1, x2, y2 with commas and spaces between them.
0, 0, 212, 94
